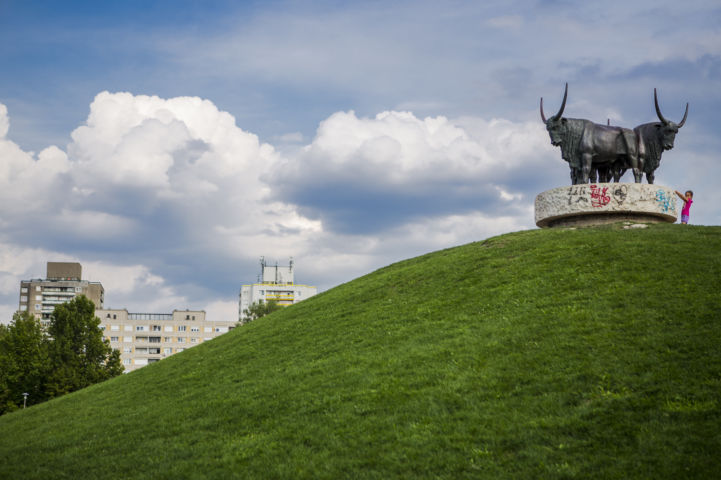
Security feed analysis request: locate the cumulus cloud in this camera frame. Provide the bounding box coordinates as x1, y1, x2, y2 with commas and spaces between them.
0, 94, 308, 322
267, 110, 557, 233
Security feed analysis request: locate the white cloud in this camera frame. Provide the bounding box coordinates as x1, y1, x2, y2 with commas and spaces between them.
0, 104, 9, 138
267, 110, 556, 234
204, 299, 238, 323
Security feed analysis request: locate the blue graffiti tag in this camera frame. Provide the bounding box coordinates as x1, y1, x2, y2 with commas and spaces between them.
655, 190, 675, 213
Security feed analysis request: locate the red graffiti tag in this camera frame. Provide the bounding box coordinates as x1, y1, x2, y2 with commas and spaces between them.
590, 185, 610, 207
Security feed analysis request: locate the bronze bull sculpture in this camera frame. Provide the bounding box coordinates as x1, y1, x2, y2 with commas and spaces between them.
541, 84, 644, 185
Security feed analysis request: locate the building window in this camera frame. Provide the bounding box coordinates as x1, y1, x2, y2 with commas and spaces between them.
35, 304, 41, 310
75, 287, 82, 293
164, 326, 173, 332
191, 326, 199, 332
148, 348, 160, 354
164, 337, 172, 342
215, 327, 228, 333
125, 325, 132, 332
113, 314, 117, 319
36, 295, 42, 301
178, 325, 186, 332
21, 287, 28, 293
204, 327, 212, 333
192, 315, 196, 320
106, 313, 111, 318
20, 305, 27, 311
152, 325, 161, 331
135, 358, 148, 366
191, 338, 198, 344
136, 325, 146, 331
177, 337, 185, 343
124, 336, 132, 343
148, 358, 159, 364
110, 336, 119, 342
123, 359, 131, 365
185, 315, 190, 320
20, 296, 28, 302
111, 325, 120, 331
36, 286, 42, 292
164, 347, 172, 355
123, 347, 132, 353
259, 290, 264, 295
149, 337, 161, 343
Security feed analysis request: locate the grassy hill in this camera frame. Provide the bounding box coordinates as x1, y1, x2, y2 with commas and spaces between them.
1, 223, 720, 479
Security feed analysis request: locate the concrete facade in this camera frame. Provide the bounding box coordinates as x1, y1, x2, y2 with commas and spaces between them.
97, 309, 237, 373
19, 262, 104, 324
535, 183, 679, 228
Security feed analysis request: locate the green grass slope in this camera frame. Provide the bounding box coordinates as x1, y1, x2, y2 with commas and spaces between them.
1, 224, 720, 479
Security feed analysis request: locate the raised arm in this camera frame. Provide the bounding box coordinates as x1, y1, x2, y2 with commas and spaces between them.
675, 190, 687, 202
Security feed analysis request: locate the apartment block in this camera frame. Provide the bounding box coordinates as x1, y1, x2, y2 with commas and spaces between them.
239, 258, 317, 323
19, 262, 104, 324
97, 309, 236, 373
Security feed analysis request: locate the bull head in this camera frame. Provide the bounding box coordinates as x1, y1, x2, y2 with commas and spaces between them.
540, 83, 568, 146
654, 88, 688, 150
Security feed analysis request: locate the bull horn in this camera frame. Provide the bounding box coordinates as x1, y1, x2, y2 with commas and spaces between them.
654, 88, 669, 125
556, 83, 568, 119
678, 102, 689, 127
540, 83, 568, 123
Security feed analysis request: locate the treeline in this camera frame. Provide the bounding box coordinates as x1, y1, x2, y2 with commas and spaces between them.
0, 295, 122, 415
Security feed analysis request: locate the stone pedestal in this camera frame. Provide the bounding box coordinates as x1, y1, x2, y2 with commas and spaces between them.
535, 183, 678, 228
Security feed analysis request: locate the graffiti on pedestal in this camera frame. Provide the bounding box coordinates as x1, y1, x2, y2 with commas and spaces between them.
654, 189, 676, 213
567, 185, 590, 206
590, 185, 611, 207
612, 185, 628, 204
567, 185, 616, 207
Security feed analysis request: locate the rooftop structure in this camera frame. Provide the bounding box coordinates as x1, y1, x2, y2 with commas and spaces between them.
238, 258, 317, 323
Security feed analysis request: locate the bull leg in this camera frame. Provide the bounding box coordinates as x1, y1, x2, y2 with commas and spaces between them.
581, 154, 592, 184
613, 164, 625, 182
647, 171, 655, 184
571, 167, 582, 185
599, 166, 611, 183
629, 155, 642, 183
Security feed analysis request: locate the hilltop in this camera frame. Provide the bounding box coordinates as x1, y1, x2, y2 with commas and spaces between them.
1, 223, 720, 479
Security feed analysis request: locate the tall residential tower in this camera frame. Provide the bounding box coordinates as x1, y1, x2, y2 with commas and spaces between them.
19, 262, 104, 324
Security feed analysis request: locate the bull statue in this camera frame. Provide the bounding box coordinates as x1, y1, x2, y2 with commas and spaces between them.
627, 89, 688, 184
541, 83, 644, 185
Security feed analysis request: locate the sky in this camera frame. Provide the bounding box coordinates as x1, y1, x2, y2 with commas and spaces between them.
1, 0, 719, 323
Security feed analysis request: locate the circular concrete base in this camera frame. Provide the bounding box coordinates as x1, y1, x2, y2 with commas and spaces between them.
535, 183, 678, 228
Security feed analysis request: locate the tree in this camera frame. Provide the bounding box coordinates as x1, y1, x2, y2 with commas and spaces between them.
45, 295, 123, 398
241, 299, 282, 324
0, 311, 49, 414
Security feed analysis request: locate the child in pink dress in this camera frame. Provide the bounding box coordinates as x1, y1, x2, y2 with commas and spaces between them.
675, 190, 693, 224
